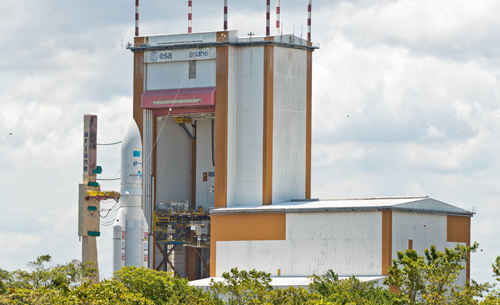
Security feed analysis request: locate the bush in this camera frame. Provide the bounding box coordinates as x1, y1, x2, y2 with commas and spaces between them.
2, 248, 500, 304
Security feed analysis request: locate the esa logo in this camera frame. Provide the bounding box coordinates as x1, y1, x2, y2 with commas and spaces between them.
150, 51, 172, 62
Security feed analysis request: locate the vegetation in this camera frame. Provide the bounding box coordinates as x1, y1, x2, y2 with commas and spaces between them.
309, 270, 397, 304
383, 242, 496, 304
1, 244, 500, 304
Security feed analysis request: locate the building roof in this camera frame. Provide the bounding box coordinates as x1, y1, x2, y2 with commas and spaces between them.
211, 196, 474, 216
128, 30, 318, 52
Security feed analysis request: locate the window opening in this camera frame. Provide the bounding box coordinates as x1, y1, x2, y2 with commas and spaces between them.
189, 61, 196, 79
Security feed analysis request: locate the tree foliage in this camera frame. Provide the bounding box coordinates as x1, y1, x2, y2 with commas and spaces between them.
384, 242, 495, 305
1, 248, 500, 304
209, 268, 274, 304
114, 265, 214, 304
0, 254, 97, 292
494, 256, 500, 282
309, 270, 397, 304
209, 268, 396, 304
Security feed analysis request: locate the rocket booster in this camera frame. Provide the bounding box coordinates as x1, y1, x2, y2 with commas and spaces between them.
113, 118, 148, 273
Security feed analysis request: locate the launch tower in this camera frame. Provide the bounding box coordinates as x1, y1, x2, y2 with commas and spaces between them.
126, 6, 472, 286
128, 31, 316, 279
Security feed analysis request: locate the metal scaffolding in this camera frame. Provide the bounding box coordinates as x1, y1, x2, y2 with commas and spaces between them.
153, 200, 211, 279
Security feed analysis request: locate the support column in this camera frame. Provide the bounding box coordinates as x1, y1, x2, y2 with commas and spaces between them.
143, 109, 153, 269
382, 210, 393, 275
305, 50, 312, 199
82, 236, 99, 282
214, 46, 229, 208
263, 37, 274, 205
79, 115, 100, 283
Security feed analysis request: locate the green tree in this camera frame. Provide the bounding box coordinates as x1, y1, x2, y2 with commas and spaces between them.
309, 270, 396, 304
114, 266, 215, 304
1, 255, 96, 291
494, 256, 500, 282
0, 286, 61, 305
3, 253, 500, 304
384, 243, 492, 304
383, 249, 426, 304
209, 268, 274, 304
481, 256, 500, 305
423, 243, 489, 304
0, 268, 10, 295
265, 286, 317, 305
1, 280, 151, 305
60, 279, 152, 305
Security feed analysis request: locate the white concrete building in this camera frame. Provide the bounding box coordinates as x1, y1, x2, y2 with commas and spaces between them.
210, 196, 473, 285
129, 30, 316, 280
128, 29, 473, 285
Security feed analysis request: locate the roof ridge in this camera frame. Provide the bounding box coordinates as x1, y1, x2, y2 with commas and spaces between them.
291, 196, 429, 202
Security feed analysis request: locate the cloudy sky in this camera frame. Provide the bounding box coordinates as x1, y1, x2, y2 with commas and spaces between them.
1, 0, 499, 283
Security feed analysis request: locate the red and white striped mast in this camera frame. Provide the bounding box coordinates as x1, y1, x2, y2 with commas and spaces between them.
135, 0, 139, 36
224, 0, 228, 31
276, 0, 280, 35
266, 0, 270, 36
307, 0, 312, 41
188, 0, 193, 33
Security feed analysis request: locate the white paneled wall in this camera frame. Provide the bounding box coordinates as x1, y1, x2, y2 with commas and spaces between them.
227, 46, 264, 206
217, 212, 383, 276
272, 47, 307, 203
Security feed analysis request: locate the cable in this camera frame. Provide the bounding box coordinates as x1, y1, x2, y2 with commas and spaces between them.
478, 249, 495, 264
117, 0, 220, 213
99, 200, 121, 215
96, 169, 121, 181
131, 0, 220, 240
320, 63, 446, 251
318, 50, 434, 197
89, 210, 116, 226
97, 141, 122, 146
279, 0, 428, 196
316, 0, 500, 204
100, 199, 117, 204
410, 209, 444, 250
110, 169, 121, 178
98, 208, 114, 218
318, 76, 403, 195
0, 0, 127, 146
281, 0, 302, 34
211, 119, 215, 167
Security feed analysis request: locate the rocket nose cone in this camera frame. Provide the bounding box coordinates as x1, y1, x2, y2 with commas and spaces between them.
121, 118, 142, 189
122, 118, 141, 150
123, 118, 139, 141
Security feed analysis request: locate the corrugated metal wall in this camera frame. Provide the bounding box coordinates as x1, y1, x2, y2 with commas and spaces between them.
147, 60, 216, 90
215, 210, 469, 281
216, 211, 383, 277
272, 46, 307, 203
195, 119, 215, 208
392, 212, 467, 286
226, 46, 265, 206
156, 117, 192, 204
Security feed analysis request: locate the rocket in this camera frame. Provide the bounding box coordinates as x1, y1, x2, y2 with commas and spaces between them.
113, 118, 148, 273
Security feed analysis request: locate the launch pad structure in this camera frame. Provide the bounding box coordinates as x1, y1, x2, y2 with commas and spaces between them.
77, 115, 101, 283
153, 201, 211, 278
128, 30, 317, 280
120, 2, 473, 285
